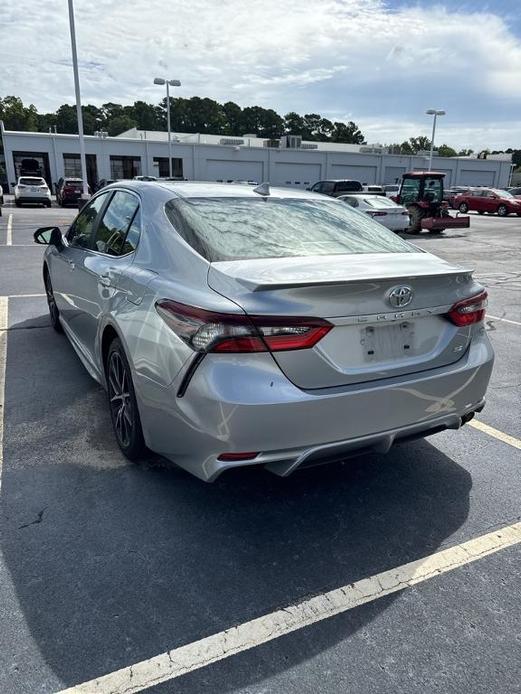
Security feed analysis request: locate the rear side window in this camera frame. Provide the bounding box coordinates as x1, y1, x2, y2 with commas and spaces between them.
321, 181, 335, 193
93, 191, 140, 255
165, 197, 415, 262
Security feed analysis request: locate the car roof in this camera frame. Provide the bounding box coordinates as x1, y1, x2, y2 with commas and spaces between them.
103, 180, 327, 200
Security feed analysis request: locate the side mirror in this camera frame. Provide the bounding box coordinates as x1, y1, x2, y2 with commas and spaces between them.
34, 226, 64, 249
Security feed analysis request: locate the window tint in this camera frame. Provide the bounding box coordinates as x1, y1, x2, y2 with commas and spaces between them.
311, 183, 322, 192
67, 194, 108, 248
93, 191, 139, 255
19, 177, 45, 185
334, 181, 363, 193
321, 181, 335, 193
123, 207, 141, 253
165, 197, 416, 262
400, 178, 421, 205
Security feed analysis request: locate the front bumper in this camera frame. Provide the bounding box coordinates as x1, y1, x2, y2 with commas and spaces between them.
136, 331, 494, 482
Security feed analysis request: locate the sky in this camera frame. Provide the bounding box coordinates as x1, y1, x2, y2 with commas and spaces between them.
1, 0, 520, 150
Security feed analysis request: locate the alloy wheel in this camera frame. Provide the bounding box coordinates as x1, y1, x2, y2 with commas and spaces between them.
108, 351, 134, 448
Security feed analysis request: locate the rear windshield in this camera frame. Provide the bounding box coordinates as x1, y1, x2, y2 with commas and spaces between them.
363, 196, 399, 208
20, 177, 45, 185
334, 181, 363, 192
65, 179, 82, 185
165, 197, 415, 262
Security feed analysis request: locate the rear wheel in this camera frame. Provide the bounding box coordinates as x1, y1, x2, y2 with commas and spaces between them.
106, 338, 146, 461
15, 200, 21, 207
458, 202, 469, 213
407, 206, 426, 234
497, 204, 508, 217
478, 210, 485, 215
44, 270, 63, 333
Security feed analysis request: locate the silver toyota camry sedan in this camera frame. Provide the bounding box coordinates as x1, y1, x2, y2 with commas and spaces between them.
34, 181, 494, 481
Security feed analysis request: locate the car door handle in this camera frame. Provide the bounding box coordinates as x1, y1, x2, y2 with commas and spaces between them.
98, 275, 112, 287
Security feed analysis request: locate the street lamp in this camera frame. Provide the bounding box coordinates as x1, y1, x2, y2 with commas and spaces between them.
154, 77, 181, 178
67, 0, 89, 200
425, 109, 445, 171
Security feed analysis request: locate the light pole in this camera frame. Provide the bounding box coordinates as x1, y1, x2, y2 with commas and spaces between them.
154, 78, 181, 178
67, 0, 89, 200
426, 109, 445, 171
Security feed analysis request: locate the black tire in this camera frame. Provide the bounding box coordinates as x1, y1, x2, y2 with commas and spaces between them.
407, 206, 425, 234
44, 270, 63, 333
46, 201, 52, 208
106, 338, 146, 461
15, 200, 21, 207
478, 210, 485, 215
458, 202, 469, 213
497, 204, 508, 217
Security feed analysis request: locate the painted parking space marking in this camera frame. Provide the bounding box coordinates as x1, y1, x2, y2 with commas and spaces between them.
469, 419, 521, 450
56, 521, 521, 694
6, 214, 13, 246
0, 297, 7, 492
488, 314, 521, 327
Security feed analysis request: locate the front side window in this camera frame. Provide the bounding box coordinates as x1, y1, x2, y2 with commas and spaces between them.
93, 191, 140, 255
165, 196, 416, 262
400, 178, 421, 205
335, 181, 363, 193
67, 193, 108, 248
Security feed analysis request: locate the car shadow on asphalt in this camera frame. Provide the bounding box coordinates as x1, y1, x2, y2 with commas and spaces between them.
0, 314, 472, 693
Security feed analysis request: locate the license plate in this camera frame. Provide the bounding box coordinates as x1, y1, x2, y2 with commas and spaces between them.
361, 322, 415, 361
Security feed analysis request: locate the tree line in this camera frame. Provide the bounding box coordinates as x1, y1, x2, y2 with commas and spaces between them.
1, 95, 519, 166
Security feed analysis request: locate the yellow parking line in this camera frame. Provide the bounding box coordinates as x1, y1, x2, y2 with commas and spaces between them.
469, 419, 521, 450
56, 521, 521, 694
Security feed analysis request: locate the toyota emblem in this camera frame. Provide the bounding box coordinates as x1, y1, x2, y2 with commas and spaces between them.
388, 285, 414, 308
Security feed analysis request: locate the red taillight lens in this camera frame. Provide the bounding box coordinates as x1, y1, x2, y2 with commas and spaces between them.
155, 300, 332, 353
447, 291, 487, 326
218, 452, 259, 461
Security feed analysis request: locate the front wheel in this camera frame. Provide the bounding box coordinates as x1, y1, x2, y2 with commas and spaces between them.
458, 202, 469, 213
407, 206, 425, 234
106, 338, 146, 461
497, 204, 508, 217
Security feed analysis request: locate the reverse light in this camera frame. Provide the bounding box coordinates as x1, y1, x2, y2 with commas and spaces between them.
155, 300, 332, 353
447, 291, 487, 326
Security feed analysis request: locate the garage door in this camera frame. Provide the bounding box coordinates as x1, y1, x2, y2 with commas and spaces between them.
330, 165, 377, 184
272, 163, 322, 187
205, 160, 264, 182
458, 170, 495, 186
384, 166, 406, 184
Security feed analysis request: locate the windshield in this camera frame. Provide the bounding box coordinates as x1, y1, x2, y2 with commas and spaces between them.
492, 189, 513, 198
20, 177, 45, 185
165, 197, 415, 262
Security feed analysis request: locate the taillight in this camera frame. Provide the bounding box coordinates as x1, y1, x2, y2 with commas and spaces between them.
155, 300, 332, 353
447, 291, 487, 326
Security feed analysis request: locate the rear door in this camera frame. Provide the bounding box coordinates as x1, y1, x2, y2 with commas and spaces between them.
69, 190, 141, 353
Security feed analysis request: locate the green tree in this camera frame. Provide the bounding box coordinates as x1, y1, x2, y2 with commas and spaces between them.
284, 112, 306, 135
0, 96, 38, 131
132, 100, 163, 130
330, 121, 365, 144
222, 101, 243, 135
437, 144, 457, 157
457, 148, 474, 156
106, 115, 138, 136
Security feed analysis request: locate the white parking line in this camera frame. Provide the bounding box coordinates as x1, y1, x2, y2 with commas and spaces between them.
6, 214, 13, 246
0, 297, 7, 493
57, 521, 521, 694
488, 314, 521, 327
469, 419, 521, 450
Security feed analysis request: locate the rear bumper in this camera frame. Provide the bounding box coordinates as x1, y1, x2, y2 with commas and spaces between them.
16, 195, 51, 203
136, 331, 494, 482
422, 215, 470, 230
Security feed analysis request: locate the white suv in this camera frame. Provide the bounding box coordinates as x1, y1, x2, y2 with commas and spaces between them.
14, 176, 52, 207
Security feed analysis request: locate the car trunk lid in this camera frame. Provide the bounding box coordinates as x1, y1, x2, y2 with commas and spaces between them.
208, 252, 481, 389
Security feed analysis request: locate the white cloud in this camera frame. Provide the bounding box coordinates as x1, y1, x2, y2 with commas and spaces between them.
1, 0, 520, 148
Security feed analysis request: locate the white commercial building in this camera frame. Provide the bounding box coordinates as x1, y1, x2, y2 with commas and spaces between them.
0, 123, 512, 193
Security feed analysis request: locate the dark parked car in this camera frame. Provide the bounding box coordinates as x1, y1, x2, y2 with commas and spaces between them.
308, 179, 363, 197
56, 178, 90, 206
454, 188, 521, 216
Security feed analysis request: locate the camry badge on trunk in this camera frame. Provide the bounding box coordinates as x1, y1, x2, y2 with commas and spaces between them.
388, 285, 414, 308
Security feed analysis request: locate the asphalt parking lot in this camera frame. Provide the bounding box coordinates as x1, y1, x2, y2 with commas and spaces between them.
0, 201, 520, 694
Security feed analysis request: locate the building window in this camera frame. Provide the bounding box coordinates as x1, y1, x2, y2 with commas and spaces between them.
152, 157, 183, 179
110, 156, 142, 180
